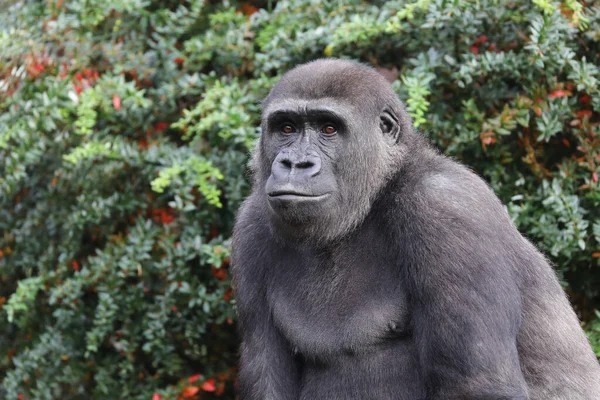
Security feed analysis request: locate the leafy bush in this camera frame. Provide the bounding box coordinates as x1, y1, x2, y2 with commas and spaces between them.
1, 0, 599, 398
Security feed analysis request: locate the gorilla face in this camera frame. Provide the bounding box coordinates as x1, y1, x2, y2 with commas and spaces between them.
256, 60, 409, 243
262, 99, 353, 225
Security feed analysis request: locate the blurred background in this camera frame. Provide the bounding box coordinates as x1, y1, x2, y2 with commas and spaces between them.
0, 0, 599, 399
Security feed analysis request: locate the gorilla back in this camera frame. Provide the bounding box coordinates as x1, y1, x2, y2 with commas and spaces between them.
232, 59, 600, 400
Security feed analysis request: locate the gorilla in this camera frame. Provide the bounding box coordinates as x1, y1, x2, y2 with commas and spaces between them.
231, 59, 600, 400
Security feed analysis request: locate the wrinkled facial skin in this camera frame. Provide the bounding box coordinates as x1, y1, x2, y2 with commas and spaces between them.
263, 100, 348, 225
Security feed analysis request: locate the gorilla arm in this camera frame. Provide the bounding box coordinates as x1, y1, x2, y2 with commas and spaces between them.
237, 299, 300, 400
403, 173, 529, 399
232, 198, 300, 400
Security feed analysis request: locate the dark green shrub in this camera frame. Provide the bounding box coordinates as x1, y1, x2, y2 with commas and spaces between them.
1, 0, 599, 398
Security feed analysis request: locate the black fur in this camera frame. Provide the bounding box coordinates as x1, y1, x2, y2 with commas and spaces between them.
232, 59, 600, 400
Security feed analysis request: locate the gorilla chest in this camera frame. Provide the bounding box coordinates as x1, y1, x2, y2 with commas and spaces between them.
270, 247, 411, 357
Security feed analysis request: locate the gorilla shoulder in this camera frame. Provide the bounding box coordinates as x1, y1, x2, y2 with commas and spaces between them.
413, 157, 510, 224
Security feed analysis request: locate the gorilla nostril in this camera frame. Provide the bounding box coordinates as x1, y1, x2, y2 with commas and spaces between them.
295, 161, 315, 169
280, 159, 293, 169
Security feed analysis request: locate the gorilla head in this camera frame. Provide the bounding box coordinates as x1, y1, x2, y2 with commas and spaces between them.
254, 59, 413, 243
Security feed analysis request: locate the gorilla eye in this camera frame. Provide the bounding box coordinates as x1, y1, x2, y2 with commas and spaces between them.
321, 124, 337, 135
281, 124, 296, 135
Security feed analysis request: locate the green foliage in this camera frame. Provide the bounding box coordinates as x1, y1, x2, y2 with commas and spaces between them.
151, 157, 224, 208
1, 0, 600, 398
4, 277, 43, 325
74, 87, 101, 135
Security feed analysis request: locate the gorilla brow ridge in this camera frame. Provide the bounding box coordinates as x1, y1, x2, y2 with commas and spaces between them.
266, 108, 347, 129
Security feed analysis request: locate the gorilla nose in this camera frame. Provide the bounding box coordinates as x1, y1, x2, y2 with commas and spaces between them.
273, 153, 321, 179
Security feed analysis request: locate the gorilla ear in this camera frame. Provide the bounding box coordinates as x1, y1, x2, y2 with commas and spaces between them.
380, 109, 402, 143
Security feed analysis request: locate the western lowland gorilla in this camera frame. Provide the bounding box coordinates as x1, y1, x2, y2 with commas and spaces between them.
231, 59, 600, 399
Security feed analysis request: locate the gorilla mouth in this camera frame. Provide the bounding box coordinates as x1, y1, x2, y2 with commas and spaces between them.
268, 191, 330, 201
